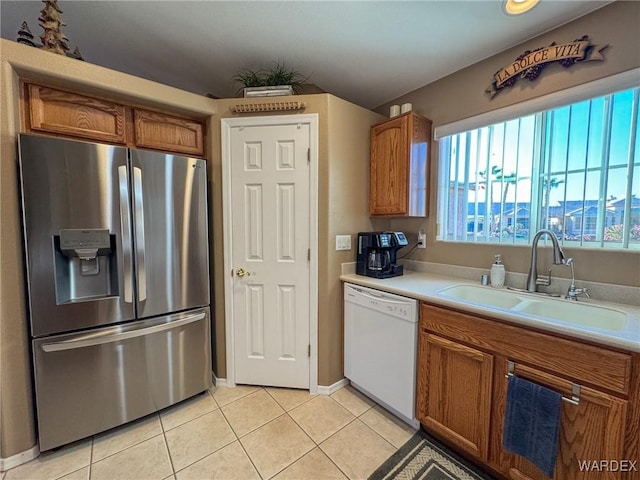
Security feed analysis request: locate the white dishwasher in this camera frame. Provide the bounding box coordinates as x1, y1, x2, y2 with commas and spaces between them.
344, 283, 419, 427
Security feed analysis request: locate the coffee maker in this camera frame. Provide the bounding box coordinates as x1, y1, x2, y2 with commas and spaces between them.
356, 232, 408, 278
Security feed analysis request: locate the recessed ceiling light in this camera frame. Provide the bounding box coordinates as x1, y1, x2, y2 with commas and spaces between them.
503, 0, 540, 15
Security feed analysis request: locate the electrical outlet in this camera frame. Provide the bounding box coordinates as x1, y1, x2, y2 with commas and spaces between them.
336, 234, 352, 251
417, 229, 426, 248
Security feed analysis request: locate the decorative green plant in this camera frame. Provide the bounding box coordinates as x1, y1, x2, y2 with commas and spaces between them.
233, 60, 308, 95
233, 69, 264, 89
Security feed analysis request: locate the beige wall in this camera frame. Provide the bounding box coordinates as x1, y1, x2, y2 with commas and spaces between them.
322, 96, 386, 383
0, 39, 217, 459
377, 1, 640, 287
208, 95, 384, 384
1, 43, 34, 461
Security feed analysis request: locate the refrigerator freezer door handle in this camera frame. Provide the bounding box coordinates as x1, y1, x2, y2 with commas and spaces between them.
40, 312, 205, 352
133, 166, 147, 301
118, 166, 133, 303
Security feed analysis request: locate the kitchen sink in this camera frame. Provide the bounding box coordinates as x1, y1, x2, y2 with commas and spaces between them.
437, 284, 627, 331
512, 298, 627, 330
436, 284, 523, 309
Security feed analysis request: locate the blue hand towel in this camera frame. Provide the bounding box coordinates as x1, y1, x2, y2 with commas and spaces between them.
503, 375, 562, 478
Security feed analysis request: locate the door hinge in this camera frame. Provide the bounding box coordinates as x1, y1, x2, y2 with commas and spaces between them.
307, 148, 310, 163
307, 248, 310, 261
308, 344, 311, 357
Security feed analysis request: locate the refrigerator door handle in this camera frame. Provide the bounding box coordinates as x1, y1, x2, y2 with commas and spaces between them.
118, 165, 133, 303
40, 312, 205, 352
132, 166, 147, 301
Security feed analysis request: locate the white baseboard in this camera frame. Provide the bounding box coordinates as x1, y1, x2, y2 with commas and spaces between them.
0, 444, 39, 472
317, 377, 349, 395
212, 373, 227, 387
212, 372, 336, 393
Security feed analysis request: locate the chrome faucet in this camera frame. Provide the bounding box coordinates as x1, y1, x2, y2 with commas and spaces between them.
526, 229, 566, 293
564, 258, 590, 301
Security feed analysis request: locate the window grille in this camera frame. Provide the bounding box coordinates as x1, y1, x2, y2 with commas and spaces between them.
437, 87, 639, 249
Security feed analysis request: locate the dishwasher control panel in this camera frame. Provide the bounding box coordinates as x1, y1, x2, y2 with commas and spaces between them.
344, 284, 417, 322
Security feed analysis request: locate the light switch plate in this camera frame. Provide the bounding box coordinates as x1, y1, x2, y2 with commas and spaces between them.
336, 235, 352, 251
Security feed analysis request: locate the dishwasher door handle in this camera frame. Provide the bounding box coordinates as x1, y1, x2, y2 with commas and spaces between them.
350, 285, 384, 298
347, 285, 412, 305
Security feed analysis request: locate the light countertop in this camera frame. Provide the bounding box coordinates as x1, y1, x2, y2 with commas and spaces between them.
340, 270, 640, 353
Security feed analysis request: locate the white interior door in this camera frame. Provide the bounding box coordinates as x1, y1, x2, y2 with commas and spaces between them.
225, 119, 313, 389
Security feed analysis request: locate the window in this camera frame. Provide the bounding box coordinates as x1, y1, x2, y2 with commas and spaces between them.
437, 84, 639, 249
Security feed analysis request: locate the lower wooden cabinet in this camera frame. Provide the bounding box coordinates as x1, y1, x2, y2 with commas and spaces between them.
418, 302, 638, 480
417, 332, 493, 460
494, 362, 628, 480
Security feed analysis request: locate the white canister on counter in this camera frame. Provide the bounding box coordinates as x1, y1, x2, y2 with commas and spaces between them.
490, 254, 506, 288
389, 105, 400, 117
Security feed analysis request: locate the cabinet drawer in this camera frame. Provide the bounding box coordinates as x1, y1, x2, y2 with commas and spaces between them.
134, 109, 204, 156
27, 84, 126, 144
420, 302, 632, 395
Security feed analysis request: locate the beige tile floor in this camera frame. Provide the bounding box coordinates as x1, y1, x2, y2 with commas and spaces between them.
3, 384, 417, 480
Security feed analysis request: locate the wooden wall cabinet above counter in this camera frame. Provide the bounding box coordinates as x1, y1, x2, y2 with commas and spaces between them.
23, 83, 205, 157
369, 111, 431, 217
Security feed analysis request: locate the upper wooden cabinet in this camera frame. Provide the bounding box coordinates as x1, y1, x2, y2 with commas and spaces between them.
369, 112, 431, 216
26, 84, 126, 144
134, 109, 204, 156
23, 83, 205, 157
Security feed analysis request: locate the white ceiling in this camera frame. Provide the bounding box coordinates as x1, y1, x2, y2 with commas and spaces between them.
0, 0, 612, 109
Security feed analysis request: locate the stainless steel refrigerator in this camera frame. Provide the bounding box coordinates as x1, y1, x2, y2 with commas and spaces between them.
18, 134, 212, 451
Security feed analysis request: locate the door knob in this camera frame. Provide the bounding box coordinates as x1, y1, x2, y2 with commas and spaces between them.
236, 267, 251, 278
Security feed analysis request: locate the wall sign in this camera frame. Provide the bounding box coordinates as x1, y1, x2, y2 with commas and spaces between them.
486, 35, 607, 98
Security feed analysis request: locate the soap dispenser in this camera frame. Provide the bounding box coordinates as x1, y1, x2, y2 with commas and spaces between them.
490, 254, 505, 288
